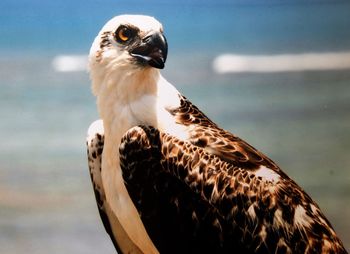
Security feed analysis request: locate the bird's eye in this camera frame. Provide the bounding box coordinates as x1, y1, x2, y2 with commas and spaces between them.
115, 26, 133, 43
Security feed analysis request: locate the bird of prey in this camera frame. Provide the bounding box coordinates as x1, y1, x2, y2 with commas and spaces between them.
86, 15, 347, 254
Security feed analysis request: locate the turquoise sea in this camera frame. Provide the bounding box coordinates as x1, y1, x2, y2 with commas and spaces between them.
1, 1, 350, 253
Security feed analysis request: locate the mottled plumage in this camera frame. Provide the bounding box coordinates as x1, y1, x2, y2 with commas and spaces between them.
88, 103, 346, 254
86, 14, 347, 254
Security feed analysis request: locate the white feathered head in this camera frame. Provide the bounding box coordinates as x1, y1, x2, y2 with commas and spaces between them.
89, 15, 168, 95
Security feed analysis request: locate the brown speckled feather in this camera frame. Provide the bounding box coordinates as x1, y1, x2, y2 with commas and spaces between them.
119, 124, 346, 253
169, 95, 280, 171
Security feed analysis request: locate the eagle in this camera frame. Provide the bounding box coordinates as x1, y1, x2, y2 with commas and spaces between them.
86, 15, 347, 254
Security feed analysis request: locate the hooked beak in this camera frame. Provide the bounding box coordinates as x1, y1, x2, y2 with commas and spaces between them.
130, 32, 168, 69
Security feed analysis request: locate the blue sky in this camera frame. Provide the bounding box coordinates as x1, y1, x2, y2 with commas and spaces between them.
1, 0, 349, 55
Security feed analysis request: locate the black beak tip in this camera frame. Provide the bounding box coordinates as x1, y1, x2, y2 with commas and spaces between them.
148, 55, 166, 69
149, 61, 165, 69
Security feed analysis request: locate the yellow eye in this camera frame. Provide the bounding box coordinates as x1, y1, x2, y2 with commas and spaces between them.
116, 26, 132, 43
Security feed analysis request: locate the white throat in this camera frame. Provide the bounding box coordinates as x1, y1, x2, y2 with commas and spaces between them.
94, 64, 189, 144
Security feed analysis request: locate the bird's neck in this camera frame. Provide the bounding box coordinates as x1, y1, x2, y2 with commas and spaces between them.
96, 67, 159, 142
95, 66, 186, 147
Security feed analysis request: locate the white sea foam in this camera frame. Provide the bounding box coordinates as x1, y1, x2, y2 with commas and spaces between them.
52, 55, 88, 72
213, 51, 350, 73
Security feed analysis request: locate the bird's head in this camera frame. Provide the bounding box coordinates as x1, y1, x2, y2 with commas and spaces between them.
89, 15, 168, 96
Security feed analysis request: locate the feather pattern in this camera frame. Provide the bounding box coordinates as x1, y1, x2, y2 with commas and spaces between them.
169, 95, 280, 171
118, 125, 346, 254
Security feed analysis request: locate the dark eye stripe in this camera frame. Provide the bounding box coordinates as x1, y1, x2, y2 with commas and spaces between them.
100, 31, 112, 49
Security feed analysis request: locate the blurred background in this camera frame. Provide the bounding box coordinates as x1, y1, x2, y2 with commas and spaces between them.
0, 0, 349, 253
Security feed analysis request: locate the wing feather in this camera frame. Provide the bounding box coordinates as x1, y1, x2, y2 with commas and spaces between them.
119, 125, 346, 254
170, 95, 280, 171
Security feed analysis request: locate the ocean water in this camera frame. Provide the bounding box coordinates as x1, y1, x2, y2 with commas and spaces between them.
0, 1, 350, 253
